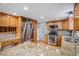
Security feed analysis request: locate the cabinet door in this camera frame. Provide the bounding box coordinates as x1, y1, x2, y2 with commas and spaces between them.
46, 23, 49, 33
75, 4, 79, 16
74, 18, 79, 30
32, 20, 37, 44
57, 22, 62, 30
62, 20, 68, 30
34, 29, 37, 44
0, 15, 9, 26
32, 20, 37, 30
0, 15, 2, 26
68, 17, 74, 30
9, 16, 17, 27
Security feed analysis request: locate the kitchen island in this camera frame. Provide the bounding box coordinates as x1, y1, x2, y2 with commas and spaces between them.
0, 41, 61, 56
0, 40, 79, 56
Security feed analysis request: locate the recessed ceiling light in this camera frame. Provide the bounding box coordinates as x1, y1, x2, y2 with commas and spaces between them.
24, 6, 28, 10
56, 19, 59, 20
13, 12, 16, 15
41, 16, 44, 19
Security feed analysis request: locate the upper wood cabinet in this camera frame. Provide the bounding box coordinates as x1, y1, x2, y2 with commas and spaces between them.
74, 17, 79, 30
46, 17, 75, 30
57, 21, 62, 29
74, 3, 79, 30
0, 14, 9, 26
32, 20, 37, 30
75, 4, 79, 16
46, 20, 63, 31
68, 16, 74, 30
62, 17, 75, 30
62, 19, 69, 30
0, 12, 20, 37
9, 16, 18, 27
0, 12, 18, 27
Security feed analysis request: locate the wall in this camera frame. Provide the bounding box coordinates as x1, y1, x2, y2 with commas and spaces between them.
37, 21, 46, 41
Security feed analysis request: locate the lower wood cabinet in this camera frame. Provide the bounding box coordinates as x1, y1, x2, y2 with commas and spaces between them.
32, 20, 37, 45
0, 39, 21, 50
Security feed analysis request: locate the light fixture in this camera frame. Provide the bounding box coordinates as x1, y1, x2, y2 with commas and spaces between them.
24, 6, 28, 10
56, 19, 59, 20
65, 11, 74, 17
41, 16, 44, 19
13, 12, 16, 15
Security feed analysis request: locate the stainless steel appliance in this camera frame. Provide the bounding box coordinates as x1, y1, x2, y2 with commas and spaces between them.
22, 19, 34, 42
48, 25, 58, 45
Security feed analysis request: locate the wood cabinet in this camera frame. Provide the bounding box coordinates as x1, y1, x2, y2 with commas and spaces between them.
9, 16, 18, 27
75, 3, 79, 16
68, 16, 74, 30
57, 21, 62, 29
0, 14, 9, 26
32, 20, 37, 30
0, 12, 18, 27
57, 31, 62, 46
46, 21, 63, 30
62, 17, 74, 30
32, 20, 37, 45
74, 3, 79, 30
74, 17, 79, 30
44, 34, 48, 43
0, 12, 21, 50
0, 39, 21, 50
0, 12, 20, 34
0, 12, 37, 49
62, 19, 69, 30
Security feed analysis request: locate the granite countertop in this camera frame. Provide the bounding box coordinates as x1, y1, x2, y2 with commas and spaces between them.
0, 41, 61, 56
0, 41, 79, 56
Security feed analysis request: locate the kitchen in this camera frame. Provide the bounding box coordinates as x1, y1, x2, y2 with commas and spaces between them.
0, 3, 79, 56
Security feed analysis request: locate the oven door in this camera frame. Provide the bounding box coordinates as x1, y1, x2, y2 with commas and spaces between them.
48, 35, 57, 45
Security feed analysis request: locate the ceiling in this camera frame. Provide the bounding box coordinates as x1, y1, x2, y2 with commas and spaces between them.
0, 3, 74, 22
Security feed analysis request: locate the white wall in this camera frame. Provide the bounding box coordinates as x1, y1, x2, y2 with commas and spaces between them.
37, 22, 46, 41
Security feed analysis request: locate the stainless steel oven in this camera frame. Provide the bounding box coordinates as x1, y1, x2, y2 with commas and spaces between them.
48, 35, 57, 45
48, 25, 58, 45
